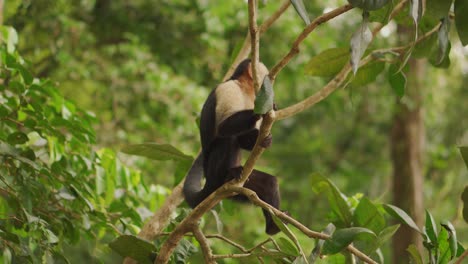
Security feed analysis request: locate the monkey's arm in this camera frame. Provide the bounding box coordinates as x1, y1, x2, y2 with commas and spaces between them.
218, 110, 260, 137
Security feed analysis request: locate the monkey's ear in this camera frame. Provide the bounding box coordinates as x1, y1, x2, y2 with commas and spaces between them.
247, 62, 253, 79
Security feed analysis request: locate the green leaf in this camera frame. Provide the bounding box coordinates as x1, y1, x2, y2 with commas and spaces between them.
377, 224, 400, 245
271, 212, 306, 260
304, 48, 349, 77
7, 132, 29, 145
388, 64, 406, 97
460, 147, 468, 170
461, 186, 468, 224
309, 223, 336, 263
278, 237, 300, 256
109, 235, 156, 264
441, 221, 457, 259
438, 227, 451, 264
121, 143, 193, 161
311, 174, 352, 226
383, 204, 421, 234
426, 0, 454, 20
407, 244, 423, 264
322, 227, 376, 255
348, 0, 390, 11
17, 64, 33, 85
425, 210, 438, 244
350, 12, 372, 74
455, 0, 468, 46
1, 26, 18, 52
291, 0, 310, 25
44, 229, 59, 244
254, 76, 275, 114
434, 17, 451, 66
353, 197, 386, 234
369, 1, 393, 23
173, 239, 197, 264
349, 61, 385, 87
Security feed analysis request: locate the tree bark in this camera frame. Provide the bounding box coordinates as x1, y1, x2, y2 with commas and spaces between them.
390, 57, 425, 263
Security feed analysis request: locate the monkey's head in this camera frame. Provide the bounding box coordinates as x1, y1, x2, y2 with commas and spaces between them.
231, 59, 269, 92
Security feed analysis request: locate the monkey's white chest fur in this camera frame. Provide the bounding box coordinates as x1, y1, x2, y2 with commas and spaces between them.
215, 80, 255, 126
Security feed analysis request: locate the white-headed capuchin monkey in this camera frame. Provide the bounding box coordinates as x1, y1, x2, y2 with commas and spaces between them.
183, 59, 282, 235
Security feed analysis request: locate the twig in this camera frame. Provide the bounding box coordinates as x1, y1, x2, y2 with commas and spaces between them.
230, 187, 378, 264
193, 227, 215, 264
269, 4, 354, 81
248, 0, 260, 90
223, 0, 290, 81
455, 250, 468, 264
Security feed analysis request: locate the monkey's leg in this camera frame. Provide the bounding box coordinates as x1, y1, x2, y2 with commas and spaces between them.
227, 168, 282, 235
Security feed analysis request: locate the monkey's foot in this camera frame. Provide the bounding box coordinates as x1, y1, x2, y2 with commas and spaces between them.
260, 133, 273, 148
226, 166, 243, 182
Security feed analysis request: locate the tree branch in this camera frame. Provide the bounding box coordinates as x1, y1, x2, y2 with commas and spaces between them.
269, 4, 354, 81
230, 187, 378, 264
248, 0, 260, 90
193, 227, 215, 264
223, 0, 291, 81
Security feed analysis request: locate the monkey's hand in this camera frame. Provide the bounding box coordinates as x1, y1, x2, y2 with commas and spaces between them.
226, 166, 243, 182
260, 133, 273, 148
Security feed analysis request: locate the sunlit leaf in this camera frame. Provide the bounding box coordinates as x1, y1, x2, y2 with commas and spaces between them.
438, 228, 451, 264
425, 210, 438, 244
350, 12, 372, 74
271, 212, 307, 260
349, 61, 385, 87
311, 174, 352, 226
291, 0, 311, 25
455, 0, 468, 46
383, 204, 421, 234
441, 221, 457, 259
304, 48, 349, 77
109, 235, 156, 264
278, 237, 300, 256
121, 143, 193, 161
254, 75, 274, 114
322, 227, 376, 255
353, 197, 386, 233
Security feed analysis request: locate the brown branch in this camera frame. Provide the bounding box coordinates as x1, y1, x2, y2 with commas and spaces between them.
269, 4, 354, 81
193, 227, 215, 264
248, 0, 260, 90
455, 250, 468, 264
231, 187, 378, 264
223, 0, 291, 81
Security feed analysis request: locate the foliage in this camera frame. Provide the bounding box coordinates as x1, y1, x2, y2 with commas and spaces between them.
0, 0, 467, 263
0, 26, 166, 263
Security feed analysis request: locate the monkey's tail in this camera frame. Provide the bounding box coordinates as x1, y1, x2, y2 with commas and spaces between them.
183, 153, 206, 208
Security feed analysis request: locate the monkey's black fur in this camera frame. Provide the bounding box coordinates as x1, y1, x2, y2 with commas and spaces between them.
183, 59, 282, 235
